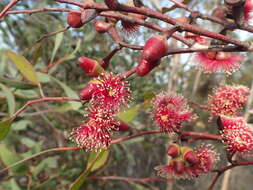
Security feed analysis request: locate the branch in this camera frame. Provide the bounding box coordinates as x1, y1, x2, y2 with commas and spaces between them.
111, 129, 220, 144
208, 161, 253, 190
0, 0, 20, 19
9, 97, 81, 120
89, 176, 169, 184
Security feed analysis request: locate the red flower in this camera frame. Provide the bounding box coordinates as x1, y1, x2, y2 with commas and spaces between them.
153, 93, 196, 132
155, 144, 219, 179
86, 106, 118, 129
155, 160, 189, 179
220, 115, 253, 153
244, 0, 253, 21
208, 85, 249, 119
70, 120, 112, 150
195, 52, 243, 74
91, 73, 131, 111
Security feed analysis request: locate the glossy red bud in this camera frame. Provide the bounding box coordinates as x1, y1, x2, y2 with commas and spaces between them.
78, 57, 105, 77
167, 144, 180, 158
141, 35, 168, 62
172, 160, 185, 174
79, 80, 102, 101
136, 59, 160, 76
113, 120, 132, 131
183, 151, 200, 165
94, 20, 111, 33
67, 12, 84, 28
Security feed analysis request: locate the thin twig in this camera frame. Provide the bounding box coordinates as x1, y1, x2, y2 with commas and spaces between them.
36, 26, 70, 43
0, 0, 20, 19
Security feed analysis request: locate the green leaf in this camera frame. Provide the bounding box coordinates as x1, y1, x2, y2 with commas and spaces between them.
0, 83, 15, 115
86, 150, 109, 172
49, 39, 81, 74
5, 50, 39, 85
51, 76, 82, 110
50, 31, 64, 63
0, 119, 12, 141
69, 151, 105, 190
0, 75, 37, 89
36, 72, 51, 83
0, 144, 27, 173
117, 107, 140, 123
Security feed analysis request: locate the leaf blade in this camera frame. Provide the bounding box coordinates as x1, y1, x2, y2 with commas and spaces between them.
5, 50, 39, 85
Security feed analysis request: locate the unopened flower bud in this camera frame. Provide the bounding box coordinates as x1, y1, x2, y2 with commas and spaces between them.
67, 12, 84, 28
79, 80, 100, 100
94, 20, 111, 33
172, 160, 185, 174
167, 144, 180, 158
78, 57, 105, 77
141, 35, 169, 62
136, 59, 160, 76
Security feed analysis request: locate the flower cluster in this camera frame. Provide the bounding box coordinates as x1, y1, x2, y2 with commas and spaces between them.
70, 73, 131, 150
220, 115, 253, 153
208, 85, 249, 119
195, 51, 243, 74
155, 144, 219, 179
153, 92, 196, 132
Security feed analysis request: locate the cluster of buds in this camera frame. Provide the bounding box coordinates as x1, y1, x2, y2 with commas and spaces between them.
208, 84, 249, 119
155, 144, 219, 179
152, 92, 196, 133
70, 73, 131, 150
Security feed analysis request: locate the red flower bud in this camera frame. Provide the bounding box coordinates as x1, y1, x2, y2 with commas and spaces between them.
78, 57, 105, 77
183, 150, 200, 165
67, 12, 84, 28
113, 120, 132, 131
94, 20, 111, 33
136, 59, 160, 76
167, 144, 180, 158
141, 35, 168, 62
79, 80, 100, 100
172, 160, 185, 174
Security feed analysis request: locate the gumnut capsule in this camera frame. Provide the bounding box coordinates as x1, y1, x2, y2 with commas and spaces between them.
94, 20, 111, 33
67, 12, 84, 28
79, 80, 100, 101
78, 57, 105, 77
172, 160, 185, 174
167, 144, 180, 158
181, 147, 199, 165
141, 35, 169, 62
136, 59, 161, 76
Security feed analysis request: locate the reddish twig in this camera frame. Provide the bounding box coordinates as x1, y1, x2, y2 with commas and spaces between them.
168, 0, 194, 13
111, 129, 220, 144
118, 67, 137, 80
36, 26, 70, 43
0, 146, 81, 174
0, 0, 20, 19
208, 161, 253, 190
89, 176, 169, 184
10, 97, 81, 120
